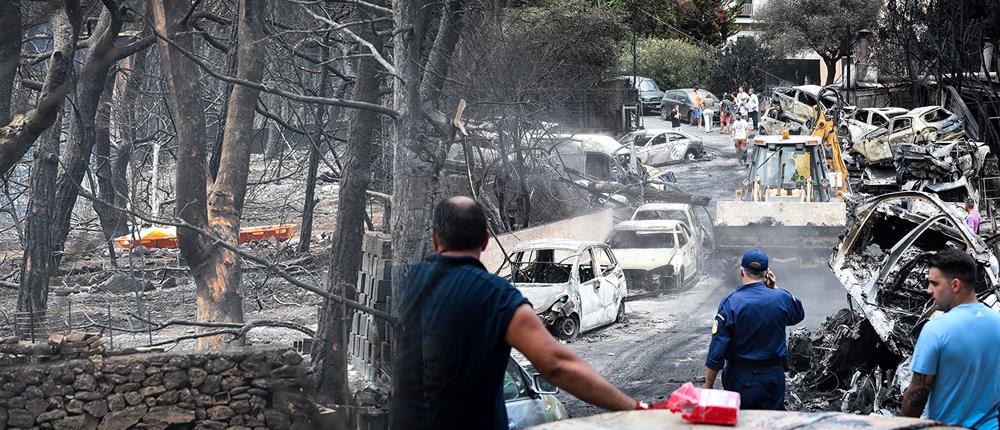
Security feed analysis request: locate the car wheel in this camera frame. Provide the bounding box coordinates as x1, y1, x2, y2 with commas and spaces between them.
687, 111, 694, 125
675, 268, 685, 289
615, 300, 627, 323
684, 148, 699, 160
554, 314, 580, 340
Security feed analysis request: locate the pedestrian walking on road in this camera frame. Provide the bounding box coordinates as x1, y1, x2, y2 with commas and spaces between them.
748, 89, 760, 130
731, 113, 750, 166
901, 249, 1000, 429
704, 249, 805, 410
720, 93, 734, 134
392, 197, 640, 429
737, 86, 749, 107
965, 198, 981, 234
693, 87, 704, 128
669, 104, 682, 131
703, 95, 715, 133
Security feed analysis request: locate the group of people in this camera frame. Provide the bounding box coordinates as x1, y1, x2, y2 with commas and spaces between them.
394, 196, 1000, 430
718, 86, 760, 133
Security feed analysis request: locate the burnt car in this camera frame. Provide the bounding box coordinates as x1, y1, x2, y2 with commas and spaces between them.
505, 357, 568, 429
841, 107, 909, 144
606, 220, 701, 291
615, 128, 705, 165
850, 106, 967, 167
771, 85, 837, 124
758, 107, 807, 136
787, 191, 999, 414
508, 240, 627, 339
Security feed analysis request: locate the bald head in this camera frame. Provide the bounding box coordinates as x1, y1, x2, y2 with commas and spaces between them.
432, 196, 489, 251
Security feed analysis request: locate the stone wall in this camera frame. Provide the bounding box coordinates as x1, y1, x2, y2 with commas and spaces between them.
0, 342, 318, 430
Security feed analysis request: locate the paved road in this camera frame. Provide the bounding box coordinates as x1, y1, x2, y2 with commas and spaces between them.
550, 114, 849, 417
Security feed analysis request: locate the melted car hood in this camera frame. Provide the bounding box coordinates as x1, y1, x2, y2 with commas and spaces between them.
610, 248, 677, 270
515, 283, 571, 312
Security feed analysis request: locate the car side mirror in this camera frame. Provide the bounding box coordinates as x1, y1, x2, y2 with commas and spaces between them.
533, 374, 559, 395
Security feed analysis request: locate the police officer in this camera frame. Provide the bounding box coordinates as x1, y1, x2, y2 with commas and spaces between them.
704, 249, 805, 410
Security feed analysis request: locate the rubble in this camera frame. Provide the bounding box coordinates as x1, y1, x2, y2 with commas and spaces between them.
789, 191, 1000, 414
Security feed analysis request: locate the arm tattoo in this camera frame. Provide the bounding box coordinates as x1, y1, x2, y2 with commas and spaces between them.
901, 373, 934, 417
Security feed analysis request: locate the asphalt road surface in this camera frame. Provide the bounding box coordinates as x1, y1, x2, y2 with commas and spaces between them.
548, 114, 850, 417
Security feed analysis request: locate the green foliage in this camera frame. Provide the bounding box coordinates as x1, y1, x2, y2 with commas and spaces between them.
706, 37, 776, 94
625, 0, 738, 47
626, 37, 712, 90
756, 0, 880, 62
517, 0, 627, 83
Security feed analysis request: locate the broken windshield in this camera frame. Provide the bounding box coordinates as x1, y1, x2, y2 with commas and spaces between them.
607, 230, 677, 249
511, 248, 577, 284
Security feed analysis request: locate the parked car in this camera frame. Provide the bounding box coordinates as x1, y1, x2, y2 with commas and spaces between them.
505, 357, 569, 429
606, 220, 701, 290
771, 85, 837, 124
841, 107, 908, 144
659, 88, 718, 125
758, 107, 807, 136
617, 75, 664, 115
614, 129, 705, 165
849, 106, 967, 166
508, 240, 627, 339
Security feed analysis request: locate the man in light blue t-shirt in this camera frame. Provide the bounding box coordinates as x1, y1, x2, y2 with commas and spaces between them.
901, 248, 1000, 429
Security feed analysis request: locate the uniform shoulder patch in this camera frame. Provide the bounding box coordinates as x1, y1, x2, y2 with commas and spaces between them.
711, 319, 719, 335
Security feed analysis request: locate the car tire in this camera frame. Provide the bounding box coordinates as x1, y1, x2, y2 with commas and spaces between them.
615, 300, 627, 323
687, 111, 694, 125
684, 148, 699, 161
554, 314, 580, 340
675, 268, 685, 289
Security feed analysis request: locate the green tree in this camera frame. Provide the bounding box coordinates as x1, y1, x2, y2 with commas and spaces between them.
627, 38, 712, 89
624, 0, 738, 46
756, 0, 880, 85
707, 37, 776, 94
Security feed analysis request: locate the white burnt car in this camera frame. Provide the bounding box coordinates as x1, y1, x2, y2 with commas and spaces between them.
615, 129, 705, 165
508, 240, 627, 340
606, 220, 701, 291
850, 106, 967, 166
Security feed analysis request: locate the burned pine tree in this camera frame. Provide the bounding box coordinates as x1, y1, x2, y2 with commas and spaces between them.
311, 2, 389, 422
12, 0, 82, 320
150, 0, 267, 349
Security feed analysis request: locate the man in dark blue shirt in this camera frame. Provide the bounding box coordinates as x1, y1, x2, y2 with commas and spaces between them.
704, 249, 805, 410
391, 196, 638, 429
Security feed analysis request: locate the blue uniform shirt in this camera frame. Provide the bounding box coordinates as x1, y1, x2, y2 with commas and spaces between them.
705, 281, 805, 370
911, 302, 1000, 429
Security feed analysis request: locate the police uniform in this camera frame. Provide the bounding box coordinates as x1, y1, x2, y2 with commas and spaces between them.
705, 250, 805, 410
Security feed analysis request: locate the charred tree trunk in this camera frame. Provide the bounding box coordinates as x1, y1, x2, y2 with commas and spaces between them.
17, 114, 62, 317
50, 6, 125, 270
151, 0, 266, 349
209, 20, 239, 182
312, 8, 385, 421
93, 74, 127, 262
0, 0, 22, 126
0, 0, 80, 175
297, 40, 330, 254
389, 1, 472, 425
823, 55, 839, 86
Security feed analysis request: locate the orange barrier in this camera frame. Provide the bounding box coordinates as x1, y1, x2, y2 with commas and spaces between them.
115, 224, 298, 249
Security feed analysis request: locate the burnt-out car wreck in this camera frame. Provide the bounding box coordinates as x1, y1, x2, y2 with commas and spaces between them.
787, 191, 1000, 414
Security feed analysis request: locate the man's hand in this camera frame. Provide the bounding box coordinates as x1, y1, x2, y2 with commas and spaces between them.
901, 372, 935, 417
506, 304, 636, 411
764, 270, 777, 289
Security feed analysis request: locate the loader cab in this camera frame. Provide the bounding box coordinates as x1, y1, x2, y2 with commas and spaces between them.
742, 135, 834, 203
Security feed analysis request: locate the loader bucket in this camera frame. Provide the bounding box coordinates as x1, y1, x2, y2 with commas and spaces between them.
713, 200, 847, 252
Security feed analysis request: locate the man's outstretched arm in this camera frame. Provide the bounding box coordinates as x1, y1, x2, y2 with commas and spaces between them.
900, 372, 935, 418
506, 304, 636, 411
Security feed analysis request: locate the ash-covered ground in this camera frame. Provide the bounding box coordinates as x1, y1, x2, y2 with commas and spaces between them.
546, 117, 851, 417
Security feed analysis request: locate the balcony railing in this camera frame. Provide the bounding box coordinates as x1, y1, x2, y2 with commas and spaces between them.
737, 2, 753, 17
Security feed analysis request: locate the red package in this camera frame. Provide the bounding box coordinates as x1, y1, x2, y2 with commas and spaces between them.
665, 382, 740, 426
